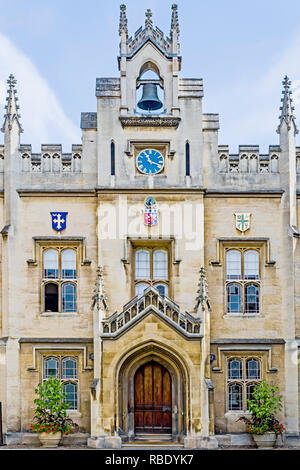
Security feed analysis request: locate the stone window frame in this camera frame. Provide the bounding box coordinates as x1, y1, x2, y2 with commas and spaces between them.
210, 238, 275, 318
130, 240, 172, 299
225, 247, 261, 315
26, 237, 91, 316
226, 354, 262, 413
42, 353, 80, 412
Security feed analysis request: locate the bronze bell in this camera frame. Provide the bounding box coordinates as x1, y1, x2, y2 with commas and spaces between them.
137, 83, 163, 111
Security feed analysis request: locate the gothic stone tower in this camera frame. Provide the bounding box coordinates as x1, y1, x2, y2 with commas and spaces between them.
87, 4, 216, 449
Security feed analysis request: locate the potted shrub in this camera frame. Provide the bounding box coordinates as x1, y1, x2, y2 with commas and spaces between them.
238, 380, 285, 448
31, 376, 78, 447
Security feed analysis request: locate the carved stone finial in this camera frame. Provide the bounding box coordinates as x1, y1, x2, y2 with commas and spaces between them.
1, 74, 23, 133
277, 75, 298, 135
119, 4, 128, 36
194, 267, 211, 312
145, 9, 153, 29
170, 4, 180, 36
91, 265, 108, 311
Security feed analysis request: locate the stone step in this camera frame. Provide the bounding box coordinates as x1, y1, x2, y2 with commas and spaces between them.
134, 433, 173, 441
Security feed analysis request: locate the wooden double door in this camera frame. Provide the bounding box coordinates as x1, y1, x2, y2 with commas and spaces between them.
134, 361, 172, 434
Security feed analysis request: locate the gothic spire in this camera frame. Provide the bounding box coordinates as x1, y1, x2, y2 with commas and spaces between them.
170, 4, 180, 37
194, 267, 211, 312
145, 9, 153, 29
119, 4, 128, 36
277, 75, 298, 135
91, 266, 108, 311
1, 74, 23, 133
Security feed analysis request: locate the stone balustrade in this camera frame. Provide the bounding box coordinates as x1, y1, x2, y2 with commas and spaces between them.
19, 144, 82, 173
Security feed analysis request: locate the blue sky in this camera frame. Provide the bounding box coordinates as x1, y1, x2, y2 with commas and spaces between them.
1, 0, 300, 152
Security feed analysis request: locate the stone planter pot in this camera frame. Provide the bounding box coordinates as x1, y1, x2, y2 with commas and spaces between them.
252, 432, 276, 449
38, 431, 62, 448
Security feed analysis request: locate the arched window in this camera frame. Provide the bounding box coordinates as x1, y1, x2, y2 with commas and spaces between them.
61, 249, 76, 279
111, 141, 115, 176
246, 359, 260, 380
228, 383, 242, 410
44, 357, 59, 378
245, 283, 259, 313
244, 250, 259, 280
227, 283, 242, 313
154, 282, 168, 298
135, 250, 150, 279
44, 283, 58, 312
62, 283, 76, 312
185, 142, 190, 176
62, 358, 77, 379
63, 382, 78, 410
135, 282, 149, 298
153, 249, 168, 280
228, 358, 242, 379
44, 249, 58, 279
226, 250, 241, 280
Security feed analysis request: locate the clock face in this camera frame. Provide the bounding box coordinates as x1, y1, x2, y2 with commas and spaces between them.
136, 149, 164, 175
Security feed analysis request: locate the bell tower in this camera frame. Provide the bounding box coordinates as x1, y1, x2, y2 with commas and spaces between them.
95, 4, 204, 188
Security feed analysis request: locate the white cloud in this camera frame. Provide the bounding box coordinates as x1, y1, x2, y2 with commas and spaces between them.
0, 33, 80, 151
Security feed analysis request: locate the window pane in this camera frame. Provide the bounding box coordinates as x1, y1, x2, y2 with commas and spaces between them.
228, 359, 242, 379
135, 282, 149, 298
245, 284, 259, 313
62, 283, 76, 312
154, 283, 168, 298
246, 359, 260, 379
135, 250, 150, 279
44, 249, 58, 279
63, 382, 78, 410
62, 249, 76, 279
246, 383, 257, 410
244, 250, 259, 280
228, 383, 242, 410
227, 283, 242, 313
226, 250, 241, 280
153, 250, 168, 280
44, 283, 58, 312
44, 358, 59, 379
62, 358, 77, 379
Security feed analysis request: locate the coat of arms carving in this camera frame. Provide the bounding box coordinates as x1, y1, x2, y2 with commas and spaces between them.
234, 213, 251, 232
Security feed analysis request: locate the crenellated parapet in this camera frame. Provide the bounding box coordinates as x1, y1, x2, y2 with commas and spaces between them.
20, 144, 82, 173
218, 145, 280, 174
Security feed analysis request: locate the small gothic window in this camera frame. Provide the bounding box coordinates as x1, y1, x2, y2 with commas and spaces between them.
227, 283, 242, 313
228, 358, 242, 379
185, 142, 190, 176
135, 282, 149, 298
44, 357, 59, 378
111, 141, 115, 176
153, 249, 168, 280
154, 282, 168, 298
62, 357, 78, 379
63, 382, 78, 410
226, 250, 242, 280
44, 283, 59, 312
44, 249, 59, 279
244, 250, 259, 280
245, 283, 259, 313
62, 283, 76, 313
246, 359, 260, 380
61, 249, 77, 279
135, 250, 150, 279
228, 383, 242, 410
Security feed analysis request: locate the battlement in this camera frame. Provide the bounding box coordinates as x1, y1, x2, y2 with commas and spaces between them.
19, 144, 82, 173
218, 145, 281, 174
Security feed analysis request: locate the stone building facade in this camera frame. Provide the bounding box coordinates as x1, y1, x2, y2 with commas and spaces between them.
0, 4, 300, 448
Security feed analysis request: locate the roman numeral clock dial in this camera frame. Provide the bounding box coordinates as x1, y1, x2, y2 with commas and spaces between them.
136, 149, 164, 175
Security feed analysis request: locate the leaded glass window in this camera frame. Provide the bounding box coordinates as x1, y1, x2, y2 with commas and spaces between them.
62, 249, 76, 279
63, 382, 78, 410
43, 357, 79, 410
227, 357, 262, 412
62, 283, 76, 313
44, 357, 59, 378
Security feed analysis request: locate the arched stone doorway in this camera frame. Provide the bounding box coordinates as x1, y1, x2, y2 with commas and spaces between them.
134, 361, 172, 434
117, 343, 189, 441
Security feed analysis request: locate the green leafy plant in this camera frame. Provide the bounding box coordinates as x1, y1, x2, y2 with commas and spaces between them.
238, 380, 285, 435
31, 376, 78, 435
